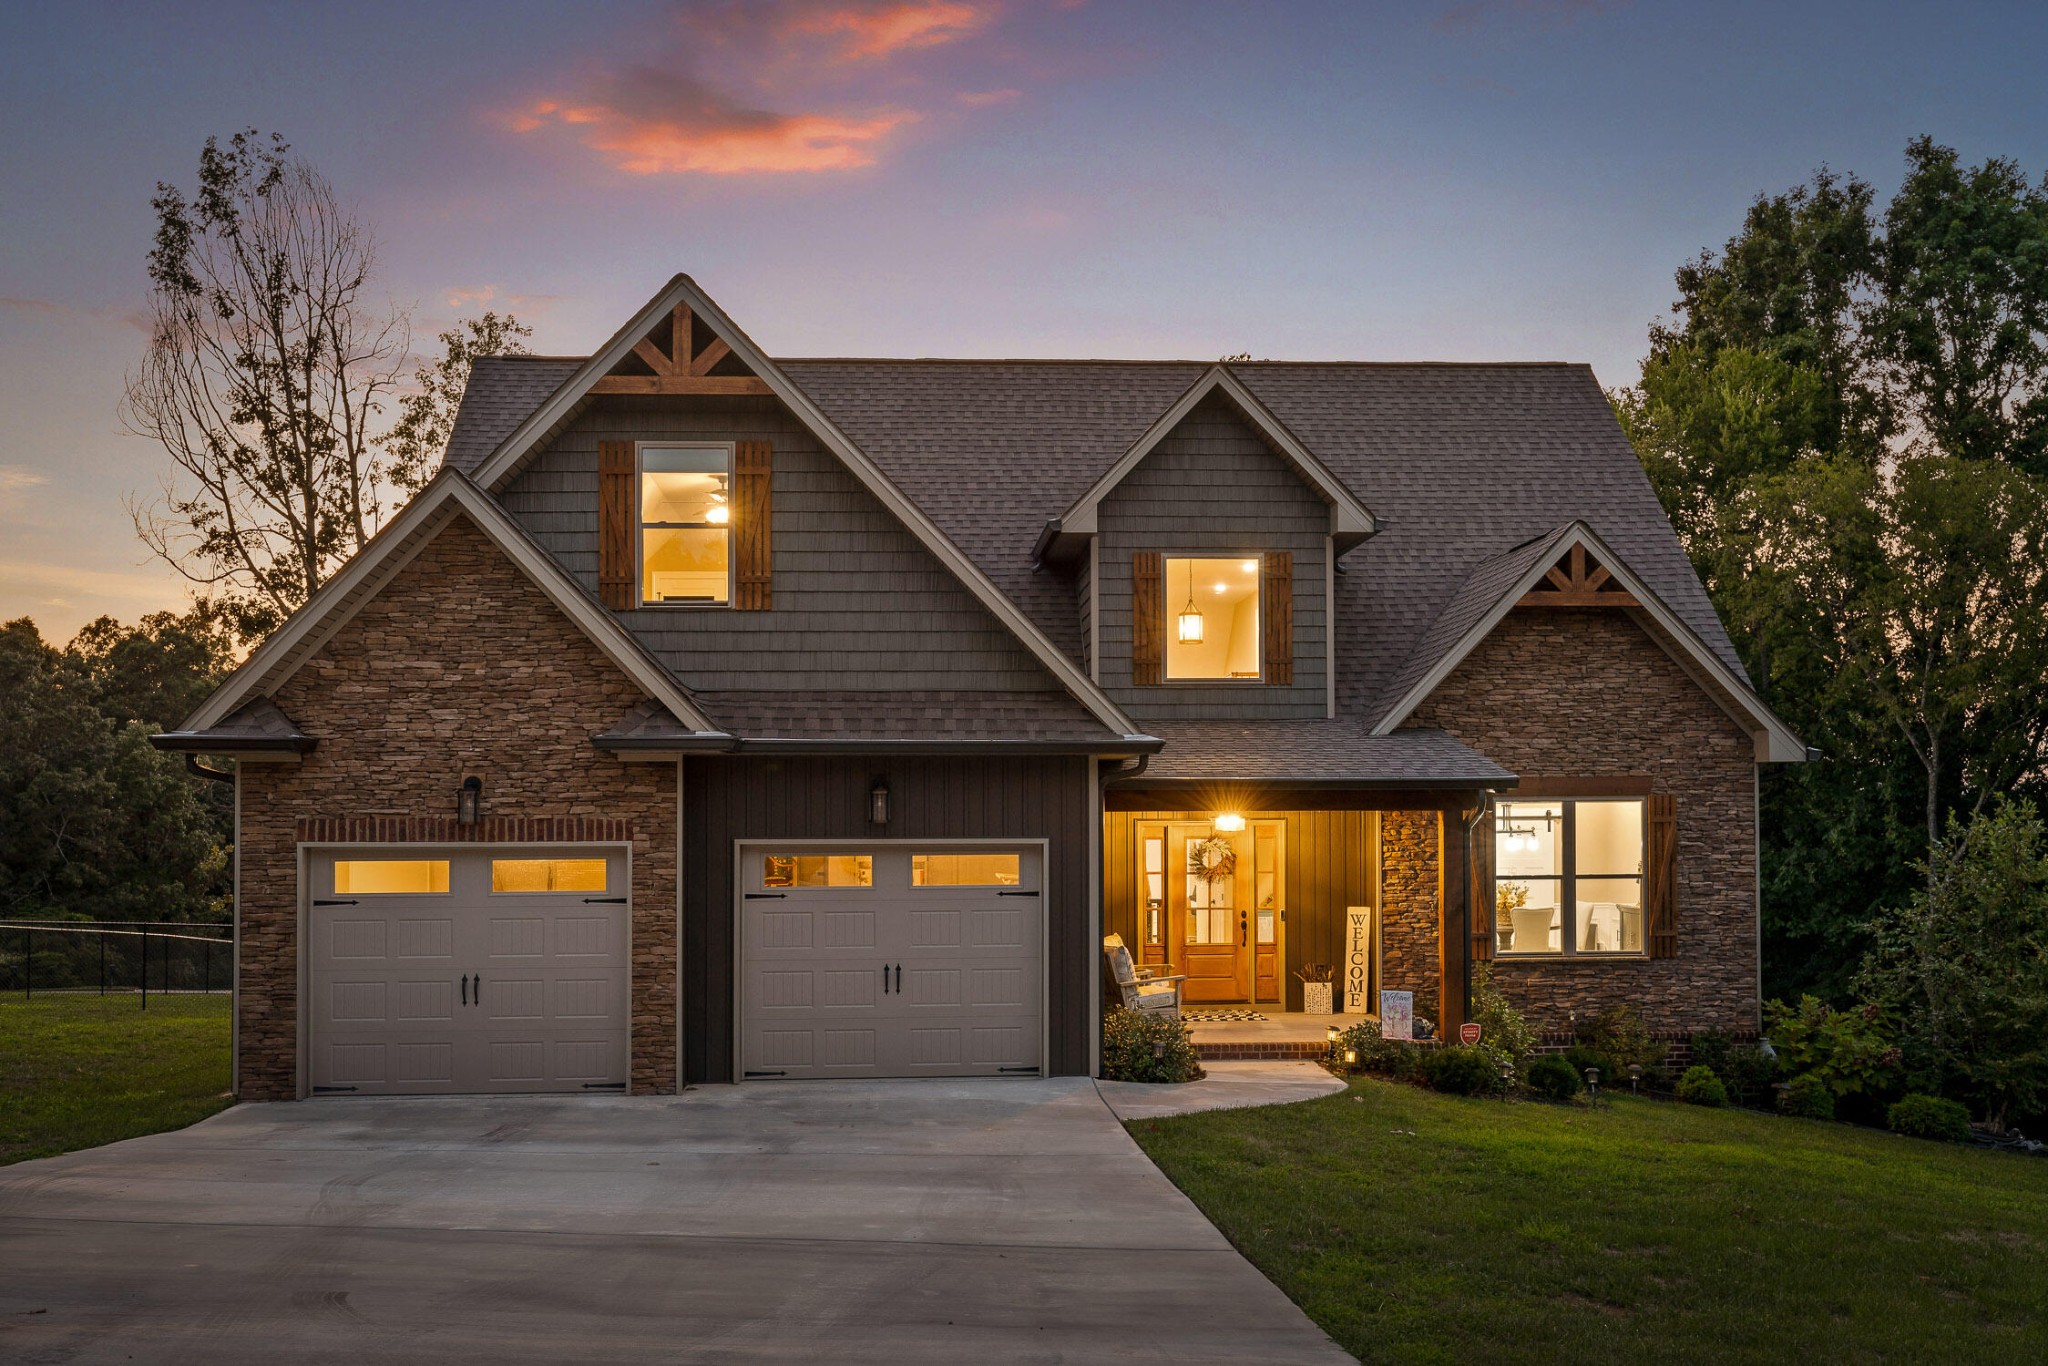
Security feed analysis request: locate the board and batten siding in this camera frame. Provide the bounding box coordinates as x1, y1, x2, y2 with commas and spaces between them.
500, 396, 1063, 693
1095, 394, 1330, 719
1103, 808, 1378, 1012
681, 755, 1097, 1083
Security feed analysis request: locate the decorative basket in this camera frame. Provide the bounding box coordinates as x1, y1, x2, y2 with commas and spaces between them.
1303, 981, 1334, 1014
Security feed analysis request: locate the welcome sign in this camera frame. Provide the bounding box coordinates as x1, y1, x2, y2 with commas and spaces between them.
1381, 989, 1413, 1041
1344, 906, 1372, 1012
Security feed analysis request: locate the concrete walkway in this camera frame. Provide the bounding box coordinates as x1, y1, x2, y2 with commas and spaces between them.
1097, 1060, 1349, 1122
0, 1079, 1353, 1364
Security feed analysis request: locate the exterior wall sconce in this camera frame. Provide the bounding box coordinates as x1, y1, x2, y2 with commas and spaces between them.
869, 779, 890, 826
1212, 812, 1247, 833
457, 776, 482, 826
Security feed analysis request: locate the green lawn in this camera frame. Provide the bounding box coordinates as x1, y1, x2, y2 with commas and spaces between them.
1130, 1077, 2048, 1364
0, 994, 233, 1166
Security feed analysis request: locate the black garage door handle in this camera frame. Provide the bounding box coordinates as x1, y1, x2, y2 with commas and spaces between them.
996, 890, 1039, 897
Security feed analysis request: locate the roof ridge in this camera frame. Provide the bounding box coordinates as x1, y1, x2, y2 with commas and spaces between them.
779, 357, 1589, 369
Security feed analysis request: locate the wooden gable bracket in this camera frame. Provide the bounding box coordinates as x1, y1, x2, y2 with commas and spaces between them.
592, 301, 772, 396
1517, 543, 1641, 609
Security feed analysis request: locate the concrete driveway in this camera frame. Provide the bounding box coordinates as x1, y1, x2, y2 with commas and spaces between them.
0, 1077, 1352, 1364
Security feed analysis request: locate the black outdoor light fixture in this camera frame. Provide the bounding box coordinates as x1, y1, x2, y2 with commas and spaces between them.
1629, 1063, 1644, 1097
1585, 1065, 1601, 1106
457, 776, 482, 826
869, 779, 890, 826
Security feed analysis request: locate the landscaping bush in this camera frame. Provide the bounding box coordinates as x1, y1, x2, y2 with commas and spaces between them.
1778, 1072, 1836, 1120
1562, 1045, 1617, 1089
1691, 1029, 1782, 1107
1888, 1093, 1972, 1143
1421, 1045, 1498, 1096
1576, 1003, 1668, 1079
1335, 1019, 1420, 1078
1470, 962, 1536, 1082
1524, 1054, 1582, 1101
1763, 995, 1902, 1104
1676, 1065, 1729, 1107
1101, 1008, 1205, 1083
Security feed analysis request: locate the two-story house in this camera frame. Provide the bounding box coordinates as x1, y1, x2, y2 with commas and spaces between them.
155, 275, 1803, 1099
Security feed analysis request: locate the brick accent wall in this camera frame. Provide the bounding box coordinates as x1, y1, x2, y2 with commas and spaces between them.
1396, 607, 1758, 1035
1378, 811, 1441, 1012
237, 513, 677, 1100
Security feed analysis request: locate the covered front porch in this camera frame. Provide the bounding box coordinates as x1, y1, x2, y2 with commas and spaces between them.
1100, 725, 1515, 1053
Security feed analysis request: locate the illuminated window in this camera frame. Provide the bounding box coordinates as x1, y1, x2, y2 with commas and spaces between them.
334, 860, 449, 895
641, 446, 731, 605
763, 855, 873, 888
1164, 556, 1261, 681
1494, 799, 1645, 956
912, 853, 1021, 886
491, 858, 608, 893
1142, 832, 1165, 945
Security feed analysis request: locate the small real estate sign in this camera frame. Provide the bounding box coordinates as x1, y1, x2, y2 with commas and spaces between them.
1460, 1022, 1482, 1046
1380, 990, 1413, 1041
1344, 906, 1372, 1012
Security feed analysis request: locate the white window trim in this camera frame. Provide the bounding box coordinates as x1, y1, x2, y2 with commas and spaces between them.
634, 439, 738, 610
1160, 550, 1268, 686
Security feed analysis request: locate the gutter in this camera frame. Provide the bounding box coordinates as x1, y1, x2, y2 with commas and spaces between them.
1106, 773, 1518, 792
150, 733, 318, 756
599, 735, 1166, 757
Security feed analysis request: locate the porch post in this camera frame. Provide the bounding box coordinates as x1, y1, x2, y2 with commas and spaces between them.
1437, 809, 1469, 1037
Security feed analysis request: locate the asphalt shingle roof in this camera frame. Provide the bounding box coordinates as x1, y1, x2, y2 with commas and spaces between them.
693, 690, 1120, 743
1135, 722, 1514, 786
444, 356, 584, 475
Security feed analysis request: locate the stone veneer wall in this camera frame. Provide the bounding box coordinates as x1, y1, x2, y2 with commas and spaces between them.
1398, 607, 1759, 1035
236, 514, 676, 1100
1378, 811, 1442, 1014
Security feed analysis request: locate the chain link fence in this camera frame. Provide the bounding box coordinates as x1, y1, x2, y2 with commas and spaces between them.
0, 920, 234, 1005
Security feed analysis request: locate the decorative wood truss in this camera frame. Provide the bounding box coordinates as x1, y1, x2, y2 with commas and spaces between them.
591, 302, 772, 396
1517, 543, 1640, 609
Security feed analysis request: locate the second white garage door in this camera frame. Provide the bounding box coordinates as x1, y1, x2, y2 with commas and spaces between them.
739, 845, 1043, 1079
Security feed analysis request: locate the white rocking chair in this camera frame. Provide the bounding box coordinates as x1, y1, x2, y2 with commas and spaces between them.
1103, 934, 1186, 1019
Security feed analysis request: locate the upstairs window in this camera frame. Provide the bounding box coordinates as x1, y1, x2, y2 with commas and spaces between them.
640, 445, 732, 605
1164, 556, 1262, 681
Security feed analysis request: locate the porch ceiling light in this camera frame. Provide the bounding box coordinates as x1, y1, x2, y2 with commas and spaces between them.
1176, 560, 1204, 643
1212, 812, 1247, 833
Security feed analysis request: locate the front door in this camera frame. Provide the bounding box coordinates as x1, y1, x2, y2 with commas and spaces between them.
1171, 823, 1252, 1003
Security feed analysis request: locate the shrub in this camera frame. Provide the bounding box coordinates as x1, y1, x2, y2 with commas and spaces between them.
1421, 1045, 1497, 1096
1562, 1045, 1617, 1089
1100, 1008, 1205, 1083
1335, 1019, 1420, 1078
1676, 1065, 1729, 1107
1576, 1004, 1668, 1078
1692, 1030, 1782, 1107
1887, 1093, 1972, 1143
1778, 1072, 1836, 1120
1763, 995, 1902, 1102
1524, 1054, 1582, 1101
1470, 962, 1536, 1082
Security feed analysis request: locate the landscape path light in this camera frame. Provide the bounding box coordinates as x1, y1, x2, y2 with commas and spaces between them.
1585, 1066, 1601, 1106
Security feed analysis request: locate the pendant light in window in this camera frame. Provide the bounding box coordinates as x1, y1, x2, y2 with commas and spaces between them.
1176, 559, 1205, 643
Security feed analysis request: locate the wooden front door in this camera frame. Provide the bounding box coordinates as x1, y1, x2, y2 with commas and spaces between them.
1171, 823, 1252, 1003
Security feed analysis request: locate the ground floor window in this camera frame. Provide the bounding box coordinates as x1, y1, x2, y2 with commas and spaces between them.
1495, 798, 1644, 955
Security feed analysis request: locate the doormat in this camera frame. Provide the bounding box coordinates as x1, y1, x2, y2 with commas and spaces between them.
1183, 1009, 1267, 1022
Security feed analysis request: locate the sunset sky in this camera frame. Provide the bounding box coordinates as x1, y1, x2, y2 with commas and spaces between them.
2, 0, 2044, 637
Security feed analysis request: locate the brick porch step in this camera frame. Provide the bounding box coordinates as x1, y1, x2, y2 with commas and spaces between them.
1194, 1041, 1332, 1061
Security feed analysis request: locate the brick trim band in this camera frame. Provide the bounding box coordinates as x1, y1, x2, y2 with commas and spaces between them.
296, 816, 634, 843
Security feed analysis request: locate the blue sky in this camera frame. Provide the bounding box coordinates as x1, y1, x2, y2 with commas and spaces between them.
2, 0, 2043, 635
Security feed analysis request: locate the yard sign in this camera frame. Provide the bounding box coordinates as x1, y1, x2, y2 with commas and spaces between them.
1380, 990, 1413, 1041
1344, 906, 1372, 1011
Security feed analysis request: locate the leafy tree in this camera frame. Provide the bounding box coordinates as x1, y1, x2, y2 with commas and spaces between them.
1859, 800, 2048, 1130
122, 130, 410, 642
384, 313, 532, 495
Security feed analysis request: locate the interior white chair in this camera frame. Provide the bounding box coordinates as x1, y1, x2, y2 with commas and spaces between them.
1102, 934, 1186, 1018
1511, 906, 1557, 953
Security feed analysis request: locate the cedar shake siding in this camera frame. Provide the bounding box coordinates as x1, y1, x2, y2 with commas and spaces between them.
681, 754, 1096, 1084
1096, 393, 1330, 719
236, 514, 679, 1100
500, 395, 1064, 694
1400, 608, 1758, 1033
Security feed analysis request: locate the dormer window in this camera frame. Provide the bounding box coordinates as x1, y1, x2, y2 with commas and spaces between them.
1165, 556, 1262, 681
639, 445, 733, 605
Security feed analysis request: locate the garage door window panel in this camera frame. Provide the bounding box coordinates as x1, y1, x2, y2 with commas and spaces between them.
490, 858, 608, 893
334, 860, 450, 895
912, 853, 1022, 887
763, 854, 874, 888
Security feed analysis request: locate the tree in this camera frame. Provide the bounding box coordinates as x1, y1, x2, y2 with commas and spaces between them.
1859, 800, 2048, 1130
383, 312, 532, 495
122, 130, 409, 642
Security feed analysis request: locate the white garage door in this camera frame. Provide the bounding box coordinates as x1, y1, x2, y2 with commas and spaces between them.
307, 848, 630, 1095
739, 845, 1043, 1079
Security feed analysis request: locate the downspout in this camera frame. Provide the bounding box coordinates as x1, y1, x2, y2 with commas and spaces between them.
186, 754, 236, 785
1458, 795, 1492, 1026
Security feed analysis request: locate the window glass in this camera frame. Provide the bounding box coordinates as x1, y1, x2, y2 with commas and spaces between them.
1254, 822, 1282, 945
1185, 834, 1237, 943
912, 853, 1021, 886
1577, 878, 1645, 953
641, 447, 730, 604
1495, 798, 1645, 956
334, 860, 449, 895
491, 858, 608, 894
1142, 833, 1165, 944
763, 854, 873, 888
1164, 556, 1261, 680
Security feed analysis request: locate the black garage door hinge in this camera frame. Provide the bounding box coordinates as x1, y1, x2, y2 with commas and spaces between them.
313, 899, 359, 906
313, 1085, 359, 1094
582, 1081, 628, 1090
744, 892, 787, 900
744, 1070, 788, 1078
997, 1066, 1040, 1074
997, 890, 1040, 897
582, 897, 627, 904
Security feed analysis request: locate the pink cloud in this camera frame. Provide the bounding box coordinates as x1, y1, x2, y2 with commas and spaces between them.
957, 87, 1021, 106
789, 1, 997, 61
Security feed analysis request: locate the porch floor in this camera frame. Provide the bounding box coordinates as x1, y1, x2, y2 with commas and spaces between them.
1183, 1011, 1367, 1060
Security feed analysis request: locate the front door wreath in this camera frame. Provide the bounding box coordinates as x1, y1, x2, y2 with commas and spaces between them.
1187, 835, 1238, 885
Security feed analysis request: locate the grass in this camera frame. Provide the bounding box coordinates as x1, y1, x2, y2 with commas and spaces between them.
0, 994, 233, 1166
1130, 1077, 2048, 1364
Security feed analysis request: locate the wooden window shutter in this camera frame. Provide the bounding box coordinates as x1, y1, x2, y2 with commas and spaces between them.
1262, 551, 1294, 686
598, 440, 635, 610
1470, 801, 1496, 962
1647, 793, 1678, 958
734, 439, 772, 610
1131, 551, 1163, 685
